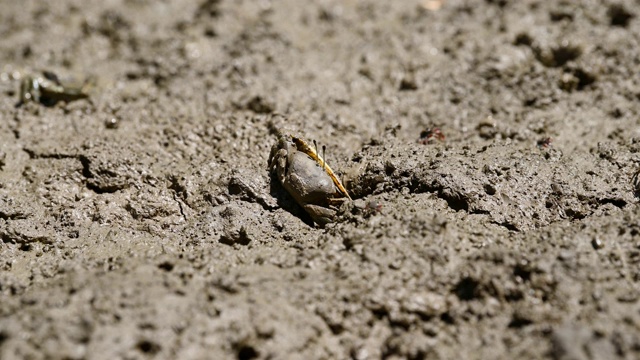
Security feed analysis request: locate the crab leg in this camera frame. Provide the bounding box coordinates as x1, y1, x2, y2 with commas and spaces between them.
291, 136, 352, 200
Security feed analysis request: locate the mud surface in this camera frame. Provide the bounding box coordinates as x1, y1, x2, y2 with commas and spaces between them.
1, 0, 640, 359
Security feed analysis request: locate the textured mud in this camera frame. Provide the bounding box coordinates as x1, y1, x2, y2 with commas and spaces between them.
1, 0, 640, 359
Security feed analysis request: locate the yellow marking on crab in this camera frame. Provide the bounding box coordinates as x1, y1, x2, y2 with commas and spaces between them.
291, 136, 352, 200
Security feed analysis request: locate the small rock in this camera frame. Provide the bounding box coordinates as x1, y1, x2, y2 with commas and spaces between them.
591, 237, 604, 250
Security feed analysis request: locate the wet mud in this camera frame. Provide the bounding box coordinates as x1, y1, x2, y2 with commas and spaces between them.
1, 0, 639, 359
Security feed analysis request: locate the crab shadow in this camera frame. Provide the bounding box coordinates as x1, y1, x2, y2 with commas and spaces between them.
268, 171, 316, 227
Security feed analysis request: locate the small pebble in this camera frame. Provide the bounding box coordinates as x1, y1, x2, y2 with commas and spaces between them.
591, 237, 604, 250
105, 117, 120, 129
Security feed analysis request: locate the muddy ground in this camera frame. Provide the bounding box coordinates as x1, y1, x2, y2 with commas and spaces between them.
1, 0, 639, 359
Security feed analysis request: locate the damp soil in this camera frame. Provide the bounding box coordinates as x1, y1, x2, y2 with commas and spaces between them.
1, 0, 640, 359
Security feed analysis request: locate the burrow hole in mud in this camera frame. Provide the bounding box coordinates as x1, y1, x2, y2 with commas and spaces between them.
440, 312, 455, 325
136, 340, 161, 355
438, 190, 469, 212
157, 261, 174, 272
608, 4, 634, 27
454, 277, 480, 301
508, 316, 534, 329
237, 344, 259, 360
513, 264, 532, 282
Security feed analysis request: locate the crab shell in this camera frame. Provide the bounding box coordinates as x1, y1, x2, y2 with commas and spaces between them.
19, 72, 89, 106
269, 135, 350, 225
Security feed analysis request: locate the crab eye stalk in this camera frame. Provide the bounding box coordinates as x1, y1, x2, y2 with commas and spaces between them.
322, 145, 326, 170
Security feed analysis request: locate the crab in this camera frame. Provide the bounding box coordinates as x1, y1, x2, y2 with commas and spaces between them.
269, 133, 351, 226
19, 70, 90, 106
417, 127, 445, 144
536, 137, 552, 149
